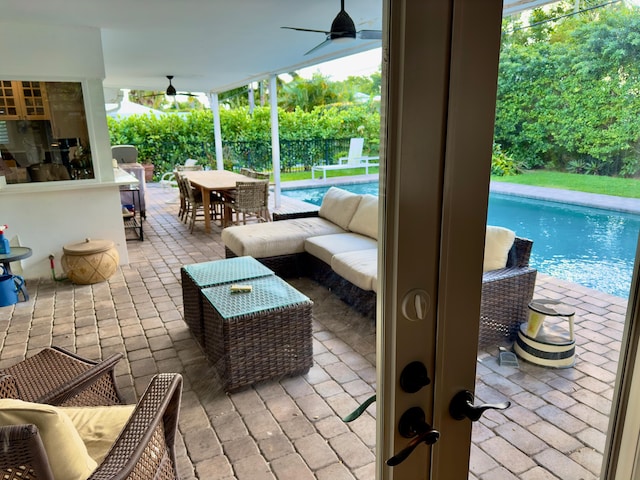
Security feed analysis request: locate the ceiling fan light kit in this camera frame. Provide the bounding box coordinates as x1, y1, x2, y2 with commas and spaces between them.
281, 0, 381, 55
165, 75, 177, 96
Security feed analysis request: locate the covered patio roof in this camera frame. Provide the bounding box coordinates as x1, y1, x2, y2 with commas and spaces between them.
2, 0, 557, 95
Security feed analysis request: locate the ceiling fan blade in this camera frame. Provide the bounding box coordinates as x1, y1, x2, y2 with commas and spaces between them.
358, 29, 382, 40
282, 26, 330, 34
304, 38, 332, 56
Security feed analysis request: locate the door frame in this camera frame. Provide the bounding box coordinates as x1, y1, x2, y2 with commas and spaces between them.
377, 0, 504, 478
376, 0, 640, 478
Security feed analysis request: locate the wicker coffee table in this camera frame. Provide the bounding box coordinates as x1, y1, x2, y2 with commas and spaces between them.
181, 256, 274, 345
201, 275, 313, 392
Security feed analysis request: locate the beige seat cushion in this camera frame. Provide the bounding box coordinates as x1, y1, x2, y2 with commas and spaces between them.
331, 249, 378, 292
484, 225, 516, 272
347, 194, 378, 240
62, 404, 136, 465
318, 187, 362, 230
222, 217, 346, 258
305, 233, 377, 265
0, 398, 98, 480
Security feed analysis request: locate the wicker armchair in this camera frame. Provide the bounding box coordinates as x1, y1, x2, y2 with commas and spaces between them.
0, 372, 183, 480
0, 346, 124, 406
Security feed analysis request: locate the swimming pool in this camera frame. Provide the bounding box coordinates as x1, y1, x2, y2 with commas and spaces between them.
282, 182, 640, 298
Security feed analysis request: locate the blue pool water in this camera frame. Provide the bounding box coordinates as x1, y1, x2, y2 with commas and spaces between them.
282, 182, 640, 298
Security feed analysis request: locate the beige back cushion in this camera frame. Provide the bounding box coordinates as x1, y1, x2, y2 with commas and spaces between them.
347, 194, 378, 240
0, 398, 98, 480
484, 225, 516, 272
318, 187, 362, 230
62, 404, 136, 465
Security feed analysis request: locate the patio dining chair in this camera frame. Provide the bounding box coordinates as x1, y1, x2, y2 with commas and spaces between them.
181, 176, 223, 232
224, 180, 270, 226
0, 372, 183, 480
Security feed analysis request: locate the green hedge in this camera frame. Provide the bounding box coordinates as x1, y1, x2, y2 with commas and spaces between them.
107, 104, 380, 179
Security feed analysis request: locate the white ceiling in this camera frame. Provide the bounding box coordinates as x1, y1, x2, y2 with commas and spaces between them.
2, 0, 555, 95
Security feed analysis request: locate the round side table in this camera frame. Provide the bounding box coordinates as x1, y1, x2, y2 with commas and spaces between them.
0, 246, 32, 275
514, 299, 576, 368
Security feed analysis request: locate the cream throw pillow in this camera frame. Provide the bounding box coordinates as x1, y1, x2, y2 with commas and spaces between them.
318, 187, 362, 230
347, 194, 378, 240
0, 398, 97, 480
483, 226, 516, 272
62, 404, 135, 465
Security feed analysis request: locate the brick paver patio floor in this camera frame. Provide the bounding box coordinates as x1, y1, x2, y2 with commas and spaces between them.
0, 183, 628, 479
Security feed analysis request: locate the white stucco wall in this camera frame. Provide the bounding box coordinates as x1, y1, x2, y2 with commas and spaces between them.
0, 23, 130, 279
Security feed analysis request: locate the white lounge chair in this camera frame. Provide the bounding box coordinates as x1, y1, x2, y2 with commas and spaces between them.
160, 158, 200, 189
311, 138, 380, 180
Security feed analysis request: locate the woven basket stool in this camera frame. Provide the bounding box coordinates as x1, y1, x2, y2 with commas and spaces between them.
201, 275, 313, 392
181, 256, 273, 345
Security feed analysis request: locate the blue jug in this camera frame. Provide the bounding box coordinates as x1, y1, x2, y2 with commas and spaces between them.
0, 274, 26, 307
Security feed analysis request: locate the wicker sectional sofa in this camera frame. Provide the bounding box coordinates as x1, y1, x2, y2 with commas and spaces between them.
222, 187, 537, 348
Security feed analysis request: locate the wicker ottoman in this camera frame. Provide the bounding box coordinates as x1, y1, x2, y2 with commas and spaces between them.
181, 256, 273, 345
201, 275, 313, 392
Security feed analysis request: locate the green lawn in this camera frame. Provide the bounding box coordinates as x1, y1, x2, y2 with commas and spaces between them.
278, 168, 639, 199
279, 167, 379, 182
492, 170, 640, 199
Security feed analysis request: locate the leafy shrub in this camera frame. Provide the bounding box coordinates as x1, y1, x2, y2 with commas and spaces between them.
108, 105, 381, 180
491, 143, 521, 176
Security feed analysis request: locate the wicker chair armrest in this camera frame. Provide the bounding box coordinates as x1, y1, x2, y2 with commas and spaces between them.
0, 424, 55, 480
43, 348, 125, 407
87, 373, 183, 480
2, 347, 125, 407
272, 210, 320, 221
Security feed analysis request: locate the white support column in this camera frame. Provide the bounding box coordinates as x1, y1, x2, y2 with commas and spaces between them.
269, 74, 281, 208
209, 92, 224, 170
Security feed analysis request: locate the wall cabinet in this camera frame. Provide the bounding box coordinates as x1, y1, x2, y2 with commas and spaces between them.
0, 81, 50, 121
0, 80, 93, 184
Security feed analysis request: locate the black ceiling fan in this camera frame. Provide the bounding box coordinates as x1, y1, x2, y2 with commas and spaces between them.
163, 76, 200, 97
281, 0, 382, 55
142, 76, 199, 98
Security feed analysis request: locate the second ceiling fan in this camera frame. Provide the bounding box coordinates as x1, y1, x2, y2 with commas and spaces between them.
141, 76, 199, 98
163, 76, 198, 97
282, 0, 382, 55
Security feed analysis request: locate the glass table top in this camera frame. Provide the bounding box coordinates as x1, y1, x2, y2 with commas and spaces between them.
182, 256, 274, 287
201, 275, 312, 320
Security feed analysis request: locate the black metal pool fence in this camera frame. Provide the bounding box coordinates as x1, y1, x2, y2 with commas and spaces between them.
156, 138, 379, 173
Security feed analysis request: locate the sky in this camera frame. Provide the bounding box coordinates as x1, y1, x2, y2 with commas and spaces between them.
296, 47, 382, 81
179, 48, 382, 108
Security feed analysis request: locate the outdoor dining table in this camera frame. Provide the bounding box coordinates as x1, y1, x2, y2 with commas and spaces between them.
181, 170, 263, 232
